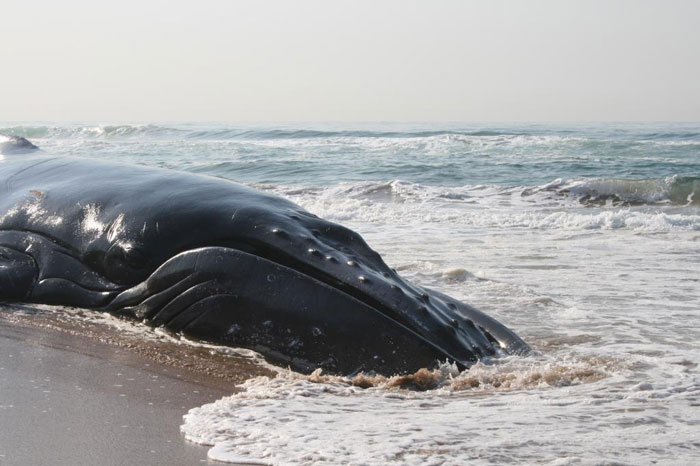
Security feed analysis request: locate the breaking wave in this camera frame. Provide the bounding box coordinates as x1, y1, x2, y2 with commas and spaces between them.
0, 124, 187, 139
274, 179, 700, 234
2, 123, 699, 143
273, 176, 700, 210
525, 176, 700, 206
0, 124, 533, 140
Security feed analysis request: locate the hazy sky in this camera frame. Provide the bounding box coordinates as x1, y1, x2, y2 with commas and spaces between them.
1, 0, 699, 122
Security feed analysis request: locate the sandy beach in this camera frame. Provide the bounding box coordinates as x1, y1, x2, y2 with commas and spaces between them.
0, 313, 260, 466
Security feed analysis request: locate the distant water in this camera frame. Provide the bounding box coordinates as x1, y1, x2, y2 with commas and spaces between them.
2, 122, 699, 465
2, 122, 699, 192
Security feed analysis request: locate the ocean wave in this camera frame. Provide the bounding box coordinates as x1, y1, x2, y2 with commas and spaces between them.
274, 175, 700, 207
0, 124, 187, 140
4, 125, 699, 188
279, 175, 700, 208
4, 123, 697, 143
525, 176, 700, 206
271, 179, 700, 232
3, 124, 697, 196
232, 129, 524, 139
0, 124, 530, 141
639, 131, 700, 140
314, 199, 700, 232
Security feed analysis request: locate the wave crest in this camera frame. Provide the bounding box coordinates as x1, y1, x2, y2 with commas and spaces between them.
0, 125, 525, 140
526, 176, 700, 206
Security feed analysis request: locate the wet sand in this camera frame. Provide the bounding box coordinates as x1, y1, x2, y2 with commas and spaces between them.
0, 314, 269, 466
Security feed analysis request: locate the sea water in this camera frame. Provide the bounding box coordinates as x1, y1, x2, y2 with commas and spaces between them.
2, 122, 699, 465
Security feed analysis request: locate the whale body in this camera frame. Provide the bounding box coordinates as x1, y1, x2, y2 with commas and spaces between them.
0, 141, 528, 374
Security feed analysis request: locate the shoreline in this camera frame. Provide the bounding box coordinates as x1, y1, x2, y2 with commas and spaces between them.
0, 310, 272, 465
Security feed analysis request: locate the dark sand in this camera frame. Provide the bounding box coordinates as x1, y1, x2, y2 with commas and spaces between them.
0, 308, 274, 466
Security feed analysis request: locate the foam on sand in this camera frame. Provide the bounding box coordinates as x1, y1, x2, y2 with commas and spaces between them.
181, 354, 614, 465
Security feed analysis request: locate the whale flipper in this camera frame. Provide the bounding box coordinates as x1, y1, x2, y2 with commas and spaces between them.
0, 246, 37, 299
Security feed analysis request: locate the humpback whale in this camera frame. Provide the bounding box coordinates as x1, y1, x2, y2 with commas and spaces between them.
0, 137, 528, 375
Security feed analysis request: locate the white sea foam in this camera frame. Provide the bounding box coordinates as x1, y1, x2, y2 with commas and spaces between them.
275, 181, 700, 232
181, 350, 700, 465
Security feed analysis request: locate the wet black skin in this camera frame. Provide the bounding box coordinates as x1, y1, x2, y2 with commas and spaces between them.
0, 147, 529, 375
